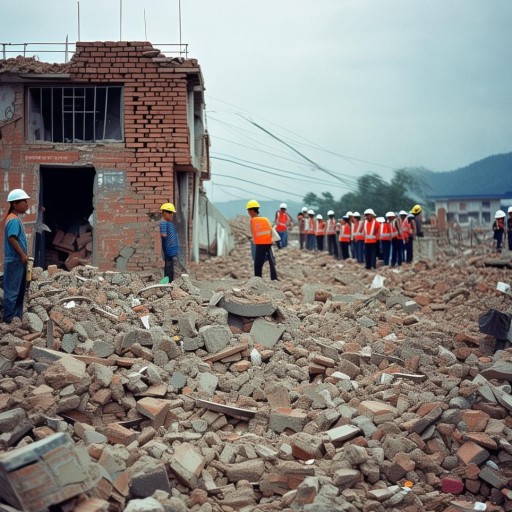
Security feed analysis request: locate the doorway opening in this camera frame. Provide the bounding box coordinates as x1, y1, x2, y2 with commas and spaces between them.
37, 166, 95, 270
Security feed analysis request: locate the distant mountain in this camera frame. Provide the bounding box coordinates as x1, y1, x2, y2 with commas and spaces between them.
211, 200, 305, 220
411, 152, 512, 199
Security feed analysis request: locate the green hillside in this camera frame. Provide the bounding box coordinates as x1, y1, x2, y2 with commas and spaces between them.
413, 152, 512, 198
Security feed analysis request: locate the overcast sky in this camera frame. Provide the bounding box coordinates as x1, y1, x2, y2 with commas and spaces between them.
2, 0, 512, 204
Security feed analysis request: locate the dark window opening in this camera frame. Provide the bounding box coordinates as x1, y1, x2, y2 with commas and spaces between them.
28, 86, 123, 143
36, 166, 95, 270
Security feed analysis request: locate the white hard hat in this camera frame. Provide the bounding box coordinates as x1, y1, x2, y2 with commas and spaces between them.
376, 217, 385, 223
280, 203, 287, 209
327, 210, 335, 216
495, 210, 506, 219
385, 211, 396, 218
508, 206, 512, 213
316, 214, 323, 220
353, 211, 361, 217
7, 189, 30, 202
308, 209, 314, 215
301, 206, 308, 212
364, 208, 375, 216
346, 211, 354, 217
399, 210, 408, 216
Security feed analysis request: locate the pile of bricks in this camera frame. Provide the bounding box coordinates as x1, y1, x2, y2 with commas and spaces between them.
49, 224, 93, 270
1, 241, 512, 511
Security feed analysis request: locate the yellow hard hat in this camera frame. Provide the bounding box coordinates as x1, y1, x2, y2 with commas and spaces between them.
411, 204, 422, 215
246, 199, 260, 209
160, 202, 176, 213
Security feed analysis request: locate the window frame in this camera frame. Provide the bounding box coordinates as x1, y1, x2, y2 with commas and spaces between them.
27, 85, 124, 143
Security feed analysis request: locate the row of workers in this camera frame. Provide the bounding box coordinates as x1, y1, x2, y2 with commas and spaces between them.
296, 206, 422, 269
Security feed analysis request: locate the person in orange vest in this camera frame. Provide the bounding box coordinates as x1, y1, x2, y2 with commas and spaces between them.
398, 210, 412, 263
274, 202, 294, 249
305, 209, 316, 250
246, 200, 278, 280
338, 216, 352, 260
297, 206, 308, 250
326, 210, 339, 258
386, 211, 403, 267
380, 213, 393, 265
363, 208, 380, 270
315, 214, 326, 251
352, 211, 365, 263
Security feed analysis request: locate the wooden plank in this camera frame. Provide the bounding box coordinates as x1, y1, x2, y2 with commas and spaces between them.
194, 398, 256, 419
202, 343, 247, 363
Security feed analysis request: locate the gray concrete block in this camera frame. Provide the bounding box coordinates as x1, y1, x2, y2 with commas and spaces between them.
130, 463, 171, 498
219, 295, 276, 318
250, 319, 285, 348
200, 325, 231, 353
197, 372, 218, 394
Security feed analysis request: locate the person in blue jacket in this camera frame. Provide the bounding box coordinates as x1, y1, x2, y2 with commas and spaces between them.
159, 202, 179, 282
3, 189, 30, 323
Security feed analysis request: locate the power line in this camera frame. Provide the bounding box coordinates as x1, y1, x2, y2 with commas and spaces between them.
206, 97, 399, 171
214, 174, 304, 198
211, 155, 356, 190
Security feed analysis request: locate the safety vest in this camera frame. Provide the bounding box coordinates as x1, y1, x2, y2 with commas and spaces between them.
326, 218, 337, 235
339, 223, 351, 242
400, 218, 409, 240
364, 219, 379, 243
275, 211, 290, 232
250, 216, 272, 244
304, 217, 315, 235
389, 219, 399, 239
353, 219, 365, 241
298, 213, 305, 233
380, 222, 391, 240
316, 220, 326, 236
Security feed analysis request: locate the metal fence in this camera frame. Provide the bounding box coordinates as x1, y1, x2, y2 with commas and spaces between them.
1, 41, 188, 63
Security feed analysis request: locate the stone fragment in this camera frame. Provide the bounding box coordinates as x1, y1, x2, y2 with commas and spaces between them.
481, 360, 512, 382
0, 408, 33, 448
293, 476, 319, 505
456, 441, 490, 465
219, 294, 276, 317
199, 325, 231, 353
269, 408, 308, 433
478, 465, 509, 490
226, 459, 265, 482
130, 463, 171, 498
42, 356, 88, 390
290, 432, 325, 460
332, 468, 361, 487
250, 319, 286, 348
136, 398, 170, 429
169, 442, 205, 488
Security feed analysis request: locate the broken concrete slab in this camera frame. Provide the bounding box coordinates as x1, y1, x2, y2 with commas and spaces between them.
249, 318, 286, 348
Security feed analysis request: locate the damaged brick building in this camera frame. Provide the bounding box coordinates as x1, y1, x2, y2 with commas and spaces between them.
0, 41, 212, 272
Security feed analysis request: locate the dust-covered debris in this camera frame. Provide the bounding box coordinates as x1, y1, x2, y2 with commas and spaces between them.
1, 223, 512, 511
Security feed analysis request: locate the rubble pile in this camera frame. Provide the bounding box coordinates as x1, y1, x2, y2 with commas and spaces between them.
1, 237, 512, 512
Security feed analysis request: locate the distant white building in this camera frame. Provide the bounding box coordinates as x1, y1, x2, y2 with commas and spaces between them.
432, 195, 506, 226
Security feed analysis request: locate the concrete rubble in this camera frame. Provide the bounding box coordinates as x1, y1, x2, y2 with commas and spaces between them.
1, 223, 512, 511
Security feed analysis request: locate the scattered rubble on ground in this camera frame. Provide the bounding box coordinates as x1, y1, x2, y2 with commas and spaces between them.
1, 224, 512, 512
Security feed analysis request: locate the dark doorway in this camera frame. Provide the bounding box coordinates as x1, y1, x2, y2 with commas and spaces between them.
37, 166, 95, 269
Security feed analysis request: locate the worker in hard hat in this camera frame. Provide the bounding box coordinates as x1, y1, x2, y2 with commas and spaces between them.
315, 214, 326, 251
305, 209, 316, 251
338, 216, 352, 260
159, 202, 179, 282
363, 208, 380, 270
493, 210, 506, 254
3, 189, 30, 323
352, 211, 365, 263
507, 206, 512, 252
274, 202, 294, 249
411, 204, 424, 237
399, 210, 415, 263
246, 200, 278, 280
297, 206, 308, 250
387, 211, 403, 267
326, 210, 339, 258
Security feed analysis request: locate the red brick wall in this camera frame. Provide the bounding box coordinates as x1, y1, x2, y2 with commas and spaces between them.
0, 42, 201, 272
